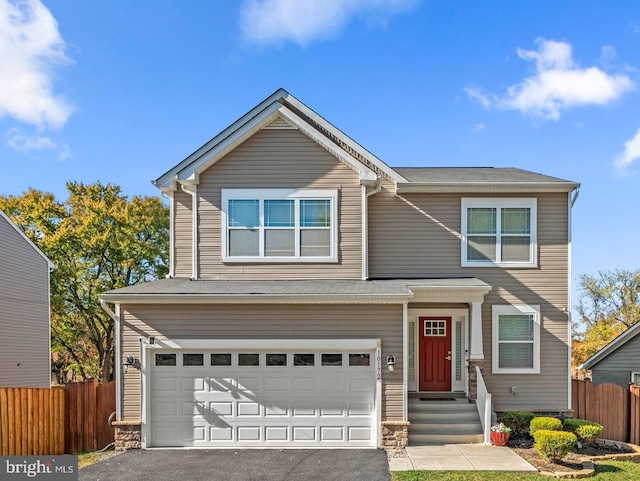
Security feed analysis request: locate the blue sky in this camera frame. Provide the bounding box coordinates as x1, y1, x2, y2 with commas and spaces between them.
1, 0, 639, 310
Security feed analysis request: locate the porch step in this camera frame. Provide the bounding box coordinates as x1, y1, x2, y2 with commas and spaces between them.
408, 396, 484, 445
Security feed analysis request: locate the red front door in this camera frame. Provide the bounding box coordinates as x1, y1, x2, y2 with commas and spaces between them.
419, 317, 452, 391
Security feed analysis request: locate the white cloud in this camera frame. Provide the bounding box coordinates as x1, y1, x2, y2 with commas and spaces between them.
614, 128, 640, 173
0, 0, 73, 129
474, 123, 485, 132
239, 0, 418, 46
6, 128, 69, 159
465, 38, 635, 120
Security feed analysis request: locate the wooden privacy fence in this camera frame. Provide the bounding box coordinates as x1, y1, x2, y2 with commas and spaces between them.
65, 379, 116, 454
572, 379, 640, 444
0, 380, 115, 455
0, 387, 65, 455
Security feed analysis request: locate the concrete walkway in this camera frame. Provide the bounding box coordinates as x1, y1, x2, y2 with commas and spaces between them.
389, 444, 538, 472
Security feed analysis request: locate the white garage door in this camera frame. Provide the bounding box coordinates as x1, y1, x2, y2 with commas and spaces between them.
148, 348, 377, 447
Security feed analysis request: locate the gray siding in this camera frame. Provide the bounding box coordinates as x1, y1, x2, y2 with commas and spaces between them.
370, 181, 570, 412
177, 128, 364, 280
173, 189, 192, 278
591, 334, 640, 388
120, 304, 403, 422
0, 215, 51, 388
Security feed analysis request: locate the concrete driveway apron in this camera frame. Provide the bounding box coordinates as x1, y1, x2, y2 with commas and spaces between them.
79, 449, 391, 481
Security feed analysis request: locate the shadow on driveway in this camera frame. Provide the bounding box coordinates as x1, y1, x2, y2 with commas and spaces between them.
79, 449, 391, 481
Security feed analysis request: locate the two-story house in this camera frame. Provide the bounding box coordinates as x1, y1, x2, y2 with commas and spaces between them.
101, 89, 579, 450
1, 208, 54, 388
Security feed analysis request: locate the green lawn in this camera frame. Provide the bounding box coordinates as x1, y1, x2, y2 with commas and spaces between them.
392, 460, 640, 481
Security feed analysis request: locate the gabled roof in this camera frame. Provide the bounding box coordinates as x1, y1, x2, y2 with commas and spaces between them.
0, 209, 54, 270
153, 88, 406, 192
579, 322, 640, 370
153, 89, 580, 195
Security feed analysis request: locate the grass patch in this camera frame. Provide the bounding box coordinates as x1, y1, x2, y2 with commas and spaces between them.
77, 452, 103, 468
391, 460, 640, 481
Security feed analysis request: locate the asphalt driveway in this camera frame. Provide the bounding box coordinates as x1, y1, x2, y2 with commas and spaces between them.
79, 449, 391, 481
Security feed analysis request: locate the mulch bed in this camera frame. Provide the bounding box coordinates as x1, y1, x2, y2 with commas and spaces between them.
508, 436, 633, 473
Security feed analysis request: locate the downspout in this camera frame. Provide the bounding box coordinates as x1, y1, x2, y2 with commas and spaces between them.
180, 183, 199, 280
100, 299, 121, 421
161, 190, 175, 278
567, 186, 579, 411
402, 301, 409, 422
362, 176, 381, 280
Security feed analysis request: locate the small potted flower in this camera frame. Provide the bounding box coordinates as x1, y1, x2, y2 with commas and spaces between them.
490, 422, 511, 446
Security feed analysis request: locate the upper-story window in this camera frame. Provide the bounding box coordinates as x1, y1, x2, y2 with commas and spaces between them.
221, 189, 338, 263
461, 198, 537, 268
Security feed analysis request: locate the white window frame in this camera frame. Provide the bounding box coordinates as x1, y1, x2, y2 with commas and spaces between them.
631, 372, 640, 386
221, 188, 338, 263
461, 198, 537, 268
492, 304, 541, 374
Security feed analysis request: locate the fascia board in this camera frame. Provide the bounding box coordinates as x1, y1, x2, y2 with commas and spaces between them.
276, 107, 378, 183
99, 293, 412, 305
283, 93, 406, 184
396, 182, 581, 194
0, 209, 55, 269
154, 88, 290, 190
182, 103, 284, 180
407, 284, 492, 303
579, 323, 640, 370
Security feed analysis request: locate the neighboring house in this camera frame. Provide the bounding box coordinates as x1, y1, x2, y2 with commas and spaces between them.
0, 209, 54, 388
579, 323, 640, 389
100, 89, 580, 449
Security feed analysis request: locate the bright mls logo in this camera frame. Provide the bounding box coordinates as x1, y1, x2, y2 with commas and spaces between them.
1, 456, 77, 480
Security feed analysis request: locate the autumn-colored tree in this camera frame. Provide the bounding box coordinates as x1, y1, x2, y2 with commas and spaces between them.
0, 182, 169, 382
572, 269, 640, 368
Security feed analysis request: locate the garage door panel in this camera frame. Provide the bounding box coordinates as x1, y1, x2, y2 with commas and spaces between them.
182, 377, 206, 392
210, 401, 233, 416
348, 426, 372, 441
320, 426, 344, 441
237, 426, 261, 441
265, 426, 288, 441
292, 426, 316, 441
264, 377, 288, 391
265, 403, 287, 416
210, 426, 233, 441
209, 377, 234, 392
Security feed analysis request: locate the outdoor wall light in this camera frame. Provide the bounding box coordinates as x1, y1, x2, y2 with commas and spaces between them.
387, 355, 396, 373
123, 356, 137, 373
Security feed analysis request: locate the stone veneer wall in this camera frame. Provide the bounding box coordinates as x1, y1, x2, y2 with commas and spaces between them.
468, 359, 484, 401
113, 421, 141, 450
381, 421, 410, 448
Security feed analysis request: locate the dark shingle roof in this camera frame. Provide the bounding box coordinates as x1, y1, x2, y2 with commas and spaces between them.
394, 167, 574, 184
101, 277, 490, 299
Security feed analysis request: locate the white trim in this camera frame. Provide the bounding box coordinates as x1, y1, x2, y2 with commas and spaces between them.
631, 372, 640, 386
115, 304, 122, 420
221, 188, 338, 263
283, 93, 406, 184
141, 336, 148, 449
461, 197, 538, 268
150, 338, 381, 350
361, 185, 367, 280
469, 302, 484, 360
376, 347, 382, 448
402, 302, 408, 420
567, 191, 572, 410
165, 190, 175, 278
408, 308, 469, 393
492, 304, 541, 374
0, 209, 55, 269
99, 292, 412, 304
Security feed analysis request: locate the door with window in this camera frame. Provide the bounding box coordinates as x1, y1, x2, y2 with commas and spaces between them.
419, 317, 452, 391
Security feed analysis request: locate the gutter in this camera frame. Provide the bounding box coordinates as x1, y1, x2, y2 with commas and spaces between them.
396, 182, 581, 194
98, 292, 414, 305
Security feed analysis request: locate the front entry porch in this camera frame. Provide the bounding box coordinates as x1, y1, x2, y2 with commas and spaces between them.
401, 279, 493, 446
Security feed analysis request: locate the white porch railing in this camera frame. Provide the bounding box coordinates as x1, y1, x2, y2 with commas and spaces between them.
475, 365, 492, 445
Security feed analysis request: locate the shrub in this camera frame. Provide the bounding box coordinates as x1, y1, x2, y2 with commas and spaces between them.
530, 416, 562, 435
533, 430, 577, 463
501, 411, 536, 436
563, 419, 604, 444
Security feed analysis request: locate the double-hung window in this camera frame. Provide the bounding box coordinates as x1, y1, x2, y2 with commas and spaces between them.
492, 305, 541, 374
461, 198, 537, 267
221, 189, 337, 262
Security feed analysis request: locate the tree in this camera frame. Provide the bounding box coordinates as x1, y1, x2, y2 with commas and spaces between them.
573, 269, 640, 367
0, 182, 169, 382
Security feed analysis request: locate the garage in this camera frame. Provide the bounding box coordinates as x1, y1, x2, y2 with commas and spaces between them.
145, 341, 380, 448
